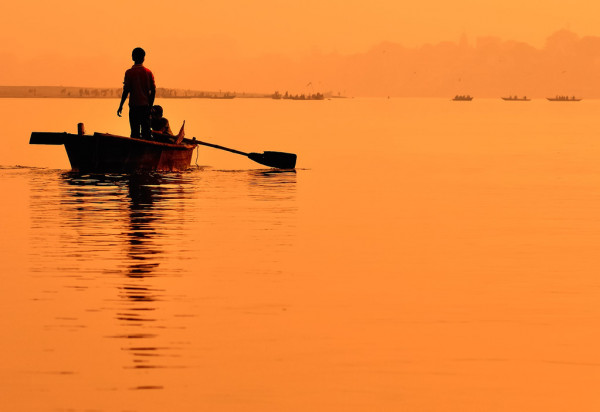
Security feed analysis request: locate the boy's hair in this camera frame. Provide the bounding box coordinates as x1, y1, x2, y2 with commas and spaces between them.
152, 105, 163, 117
132, 47, 145, 63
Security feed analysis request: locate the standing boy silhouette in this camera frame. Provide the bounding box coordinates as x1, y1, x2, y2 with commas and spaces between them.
117, 47, 156, 139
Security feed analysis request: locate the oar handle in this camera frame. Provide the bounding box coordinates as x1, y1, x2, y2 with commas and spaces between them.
191, 139, 248, 156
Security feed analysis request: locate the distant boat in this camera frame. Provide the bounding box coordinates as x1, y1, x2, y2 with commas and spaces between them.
547, 96, 581, 101
452, 95, 473, 101
209, 94, 235, 99
502, 96, 530, 101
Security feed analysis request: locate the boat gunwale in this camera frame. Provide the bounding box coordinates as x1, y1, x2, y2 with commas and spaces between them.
91, 132, 196, 150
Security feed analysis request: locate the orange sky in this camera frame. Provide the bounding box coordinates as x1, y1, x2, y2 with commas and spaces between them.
1, 0, 600, 94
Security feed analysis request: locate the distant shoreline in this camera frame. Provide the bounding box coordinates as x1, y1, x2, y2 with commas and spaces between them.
0, 85, 269, 99
0, 86, 341, 99
0, 87, 587, 99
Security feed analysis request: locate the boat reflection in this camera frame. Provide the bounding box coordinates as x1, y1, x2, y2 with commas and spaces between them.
59, 172, 192, 278
59, 172, 193, 376
55, 168, 298, 387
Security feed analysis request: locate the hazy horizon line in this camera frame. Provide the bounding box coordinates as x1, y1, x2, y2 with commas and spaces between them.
2, 28, 600, 97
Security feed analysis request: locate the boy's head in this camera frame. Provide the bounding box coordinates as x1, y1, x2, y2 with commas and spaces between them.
132, 47, 145, 64
151, 105, 163, 118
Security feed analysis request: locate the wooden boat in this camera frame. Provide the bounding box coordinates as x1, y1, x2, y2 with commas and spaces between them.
502, 96, 530, 101
452, 95, 473, 101
30, 126, 196, 172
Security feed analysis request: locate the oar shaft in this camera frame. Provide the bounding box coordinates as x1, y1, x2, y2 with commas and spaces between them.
186, 138, 297, 168
194, 140, 248, 156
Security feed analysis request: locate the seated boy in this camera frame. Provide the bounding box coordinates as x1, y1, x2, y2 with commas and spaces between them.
151, 105, 173, 140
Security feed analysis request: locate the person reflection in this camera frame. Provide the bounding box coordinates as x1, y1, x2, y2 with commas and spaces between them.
122, 173, 172, 371
125, 173, 162, 278
58, 172, 188, 373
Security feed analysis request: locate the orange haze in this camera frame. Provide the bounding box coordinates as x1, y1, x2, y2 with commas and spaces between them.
2, 1, 600, 96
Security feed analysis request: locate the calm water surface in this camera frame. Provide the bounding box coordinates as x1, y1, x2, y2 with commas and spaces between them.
2, 98, 600, 411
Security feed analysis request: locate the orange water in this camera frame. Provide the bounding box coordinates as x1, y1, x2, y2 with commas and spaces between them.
1, 98, 600, 411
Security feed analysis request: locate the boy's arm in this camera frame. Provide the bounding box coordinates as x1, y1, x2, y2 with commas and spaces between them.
117, 86, 129, 117
149, 83, 156, 108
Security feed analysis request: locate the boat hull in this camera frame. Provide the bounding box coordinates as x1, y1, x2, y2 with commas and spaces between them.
30, 132, 196, 172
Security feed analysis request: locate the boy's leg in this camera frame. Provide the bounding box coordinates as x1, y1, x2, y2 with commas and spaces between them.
129, 106, 142, 138
140, 106, 152, 139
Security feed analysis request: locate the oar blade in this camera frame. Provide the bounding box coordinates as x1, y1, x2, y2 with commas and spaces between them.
30, 132, 67, 145
248, 151, 297, 169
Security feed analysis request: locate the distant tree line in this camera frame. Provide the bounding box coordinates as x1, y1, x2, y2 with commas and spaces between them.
0, 86, 246, 99
272, 91, 325, 100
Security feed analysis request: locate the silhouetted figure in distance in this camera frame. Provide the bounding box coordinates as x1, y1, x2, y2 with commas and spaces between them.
117, 47, 156, 139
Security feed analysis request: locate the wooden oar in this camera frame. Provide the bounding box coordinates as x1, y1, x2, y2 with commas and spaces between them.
185, 138, 297, 169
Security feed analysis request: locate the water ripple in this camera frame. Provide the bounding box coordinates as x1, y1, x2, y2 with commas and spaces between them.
22, 167, 299, 390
